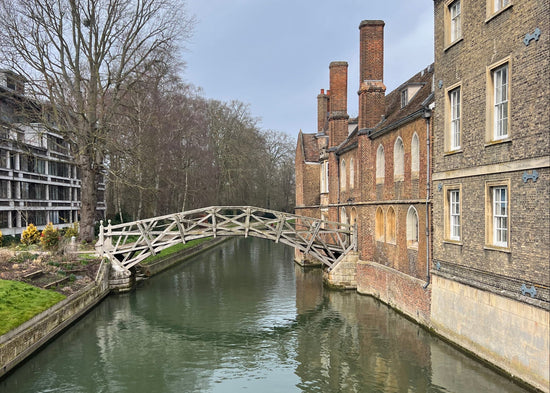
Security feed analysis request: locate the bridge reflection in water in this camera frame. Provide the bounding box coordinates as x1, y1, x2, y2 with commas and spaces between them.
1, 238, 528, 393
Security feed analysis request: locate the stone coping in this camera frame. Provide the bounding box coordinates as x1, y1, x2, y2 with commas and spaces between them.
0, 260, 110, 378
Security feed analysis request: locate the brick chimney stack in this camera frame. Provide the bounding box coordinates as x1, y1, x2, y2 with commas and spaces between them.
328, 61, 349, 148
317, 89, 329, 134
358, 20, 386, 130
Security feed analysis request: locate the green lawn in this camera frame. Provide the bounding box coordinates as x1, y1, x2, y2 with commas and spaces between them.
0, 280, 66, 335
141, 237, 212, 265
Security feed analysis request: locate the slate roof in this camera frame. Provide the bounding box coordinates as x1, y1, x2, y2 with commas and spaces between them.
298, 131, 320, 163
370, 63, 434, 137
335, 63, 434, 154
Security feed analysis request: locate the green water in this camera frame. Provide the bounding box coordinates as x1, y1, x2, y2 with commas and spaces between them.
0, 238, 529, 392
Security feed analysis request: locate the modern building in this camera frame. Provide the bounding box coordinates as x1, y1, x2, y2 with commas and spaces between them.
0, 70, 106, 236
431, 0, 549, 390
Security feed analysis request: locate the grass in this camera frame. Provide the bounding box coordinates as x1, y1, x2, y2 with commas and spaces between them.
141, 237, 212, 265
0, 280, 66, 335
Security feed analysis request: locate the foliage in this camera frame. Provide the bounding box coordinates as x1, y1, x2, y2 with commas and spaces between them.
2, 234, 19, 247
0, 280, 66, 335
9, 251, 39, 264
40, 223, 60, 250
21, 224, 40, 246
63, 222, 79, 239
0, 0, 194, 242
107, 92, 296, 220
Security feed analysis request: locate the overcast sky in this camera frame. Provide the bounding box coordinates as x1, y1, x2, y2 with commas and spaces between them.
182, 0, 434, 139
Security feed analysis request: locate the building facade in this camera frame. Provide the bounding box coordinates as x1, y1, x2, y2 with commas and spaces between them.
295, 20, 435, 318
431, 0, 549, 390
295, 10, 549, 391
0, 70, 106, 236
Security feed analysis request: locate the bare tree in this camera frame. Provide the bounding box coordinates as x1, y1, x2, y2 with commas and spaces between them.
0, 0, 194, 241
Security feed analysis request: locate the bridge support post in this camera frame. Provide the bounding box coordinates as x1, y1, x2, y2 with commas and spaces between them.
108, 262, 134, 293
294, 248, 323, 267
323, 251, 358, 289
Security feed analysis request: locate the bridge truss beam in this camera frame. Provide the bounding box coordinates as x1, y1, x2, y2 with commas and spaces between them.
96, 206, 356, 272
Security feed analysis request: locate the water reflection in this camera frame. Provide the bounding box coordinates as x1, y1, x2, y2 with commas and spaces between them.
0, 238, 528, 393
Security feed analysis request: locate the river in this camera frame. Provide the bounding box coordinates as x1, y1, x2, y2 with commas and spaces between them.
0, 237, 529, 392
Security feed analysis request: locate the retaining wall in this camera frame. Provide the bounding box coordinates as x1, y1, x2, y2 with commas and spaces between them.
138, 237, 228, 277
0, 261, 111, 378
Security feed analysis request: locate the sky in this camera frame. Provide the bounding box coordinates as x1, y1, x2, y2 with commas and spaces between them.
182, 0, 434, 139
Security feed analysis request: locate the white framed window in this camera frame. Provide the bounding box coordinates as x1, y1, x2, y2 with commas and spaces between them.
487, 0, 512, 20
449, 189, 460, 240
411, 133, 419, 177
340, 159, 346, 190
376, 144, 385, 184
494, 0, 509, 12
449, 0, 462, 43
450, 87, 461, 150
401, 89, 408, 108
493, 64, 508, 140
394, 137, 404, 181
444, 184, 462, 242
486, 59, 511, 143
485, 181, 510, 249
407, 206, 419, 248
492, 187, 508, 247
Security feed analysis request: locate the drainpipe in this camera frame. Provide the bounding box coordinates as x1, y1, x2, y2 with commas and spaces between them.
422, 108, 432, 289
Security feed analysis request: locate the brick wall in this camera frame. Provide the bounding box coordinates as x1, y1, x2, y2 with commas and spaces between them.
357, 260, 432, 326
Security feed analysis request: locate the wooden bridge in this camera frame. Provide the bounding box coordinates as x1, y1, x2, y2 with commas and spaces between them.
95, 206, 356, 272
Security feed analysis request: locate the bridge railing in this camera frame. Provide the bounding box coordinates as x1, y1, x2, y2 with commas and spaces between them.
96, 206, 356, 271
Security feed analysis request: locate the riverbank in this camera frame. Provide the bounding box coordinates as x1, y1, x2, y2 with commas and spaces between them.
0, 259, 110, 378
0, 236, 228, 379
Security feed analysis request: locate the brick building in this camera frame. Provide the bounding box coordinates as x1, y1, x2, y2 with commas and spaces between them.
0, 70, 106, 236
431, 0, 549, 390
295, 20, 435, 319
295, 9, 549, 390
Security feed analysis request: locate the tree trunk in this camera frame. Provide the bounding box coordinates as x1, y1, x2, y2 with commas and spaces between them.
79, 158, 97, 243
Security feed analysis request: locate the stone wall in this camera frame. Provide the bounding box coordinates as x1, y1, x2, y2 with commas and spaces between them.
431, 274, 549, 392
0, 261, 110, 378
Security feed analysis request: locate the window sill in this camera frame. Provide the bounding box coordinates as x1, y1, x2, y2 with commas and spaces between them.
484, 138, 511, 148
443, 239, 463, 246
484, 245, 511, 254
407, 243, 418, 250
444, 37, 463, 52
444, 148, 463, 156
485, 4, 513, 23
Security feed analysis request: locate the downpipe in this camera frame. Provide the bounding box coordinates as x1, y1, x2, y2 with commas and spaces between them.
422, 108, 432, 290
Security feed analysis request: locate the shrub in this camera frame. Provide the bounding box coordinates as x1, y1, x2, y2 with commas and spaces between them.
21, 224, 40, 245
40, 222, 60, 250
64, 222, 79, 239
0, 229, 2, 246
